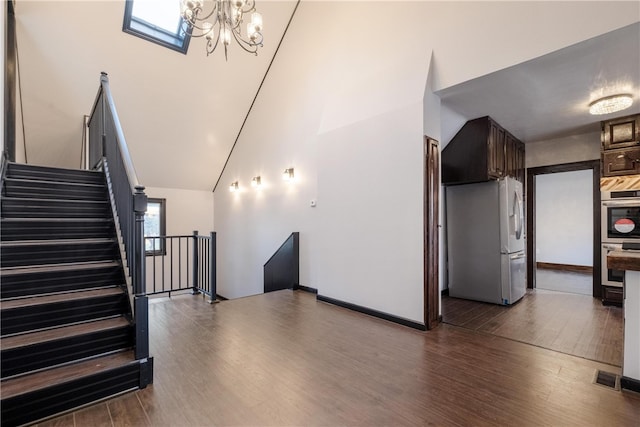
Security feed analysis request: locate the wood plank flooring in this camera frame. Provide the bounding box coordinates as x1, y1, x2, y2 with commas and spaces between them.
36, 291, 639, 426
442, 288, 623, 366
535, 268, 592, 295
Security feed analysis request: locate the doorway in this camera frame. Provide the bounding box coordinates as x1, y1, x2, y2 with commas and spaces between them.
534, 169, 594, 295
526, 160, 601, 297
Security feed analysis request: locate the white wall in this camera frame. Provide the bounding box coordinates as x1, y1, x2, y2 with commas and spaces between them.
144, 187, 214, 294
526, 131, 600, 168
429, 1, 639, 92
213, 1, 637, 325
316, 102, 425, 321
535, 170, 593, 266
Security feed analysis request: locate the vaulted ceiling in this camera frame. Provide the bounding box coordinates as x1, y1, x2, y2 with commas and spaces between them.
15, 0, 297, 190
13, 1, 640, 191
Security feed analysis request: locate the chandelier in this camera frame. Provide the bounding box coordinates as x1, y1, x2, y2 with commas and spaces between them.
181, 0, 263, 60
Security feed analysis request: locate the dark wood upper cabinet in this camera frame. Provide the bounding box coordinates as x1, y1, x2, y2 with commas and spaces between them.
602, 114, 640, 150
442, 116, 525, 185
602, 146, 640, 177
600, 114, 640, 177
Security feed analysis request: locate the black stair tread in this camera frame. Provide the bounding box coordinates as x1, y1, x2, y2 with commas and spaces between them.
4, 177, 105, 187
0, 260, 120, 276
0, 350, 136, 399
0, 287, 124, 310
1, 217, 112, 223
0, 238, 116, 247
0, 316, 130, 351
0, 196, 109, 204
6, 162, 103, 177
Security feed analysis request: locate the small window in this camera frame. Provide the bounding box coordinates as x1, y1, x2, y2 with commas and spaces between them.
123, 0, 191, 54
145, 198, 166, 256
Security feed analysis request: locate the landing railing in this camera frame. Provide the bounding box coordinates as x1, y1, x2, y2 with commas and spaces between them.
146, 231, 217, 302
87, 72, 150, 372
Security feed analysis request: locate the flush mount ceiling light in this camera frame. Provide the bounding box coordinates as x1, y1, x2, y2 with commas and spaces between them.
589, 94, 633, 115
181, 0, 263, 60
282, 168, 294, 181
229, 181, 239, 192
251, 176, 261, 187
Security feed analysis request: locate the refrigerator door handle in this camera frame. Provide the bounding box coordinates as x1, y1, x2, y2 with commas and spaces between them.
510, 251, 526, 260
513, 192, 523, 240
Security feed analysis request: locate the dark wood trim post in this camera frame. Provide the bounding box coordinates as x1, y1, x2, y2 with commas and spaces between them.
4, 0, 17, 161
526, 168, 535, 289
424, 137, 440, 330
133, 185, 149, 360
592, 161, 602, 299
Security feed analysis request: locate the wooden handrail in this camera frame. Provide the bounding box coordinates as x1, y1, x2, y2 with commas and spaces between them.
98, 72, 140, 189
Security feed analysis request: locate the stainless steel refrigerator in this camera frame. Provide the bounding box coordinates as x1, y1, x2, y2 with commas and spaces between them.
446, 177, 526, 305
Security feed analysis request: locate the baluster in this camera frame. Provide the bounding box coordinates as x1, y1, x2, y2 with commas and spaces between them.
209, 231, 217, 304
192, 231, 200, 295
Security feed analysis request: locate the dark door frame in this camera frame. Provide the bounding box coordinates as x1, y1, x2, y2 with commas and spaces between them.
526, 160, 601, 298
424, 136, 440, 330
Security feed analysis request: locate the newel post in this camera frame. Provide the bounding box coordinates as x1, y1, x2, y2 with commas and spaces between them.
133, 185, 149, 361
100, 72, 108, 160
192, 230, 200, 295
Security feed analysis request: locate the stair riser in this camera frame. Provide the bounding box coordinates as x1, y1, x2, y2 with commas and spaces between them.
0, 363, 141, 427
1, 295, 128, 336
0, 222, 114, 241
6, 165, 105, 185
1, 200, 111, 218
1, 326, 133, 378
3, 184, 107, 201
1, 243, 119, 268
1, 267, 123, 298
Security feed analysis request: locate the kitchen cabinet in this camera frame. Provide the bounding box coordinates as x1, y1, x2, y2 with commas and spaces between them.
602, 114, 640, 150
601, 114, 640, 178
516, 140, 526, 184
442, 116, 525, 185
487, 123, 505, 179
602, 146, 640, 177
602, 284, 623, 306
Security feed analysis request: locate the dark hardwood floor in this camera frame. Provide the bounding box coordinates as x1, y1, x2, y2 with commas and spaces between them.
442, 288, 623, 366
37, 291, 638, 426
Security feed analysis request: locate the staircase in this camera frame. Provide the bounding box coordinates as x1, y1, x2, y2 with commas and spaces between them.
0, 162, 149, 426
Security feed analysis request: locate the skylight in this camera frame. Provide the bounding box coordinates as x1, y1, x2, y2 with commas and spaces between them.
123, 0, 191, 54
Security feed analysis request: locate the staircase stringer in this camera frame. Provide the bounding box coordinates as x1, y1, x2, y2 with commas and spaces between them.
102, 159, 135, 311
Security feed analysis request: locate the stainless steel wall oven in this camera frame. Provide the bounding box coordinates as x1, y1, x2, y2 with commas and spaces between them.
601, 189, 640, 305
601, 190, 640, 243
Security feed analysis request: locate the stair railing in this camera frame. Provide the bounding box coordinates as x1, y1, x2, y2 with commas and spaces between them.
145, 231, 217, 302
87, 72, 150, 365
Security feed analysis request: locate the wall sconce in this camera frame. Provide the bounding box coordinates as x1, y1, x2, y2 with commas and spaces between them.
251, 176, 262, 188
282, 168, 294, 181
229, 181, 239, 192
